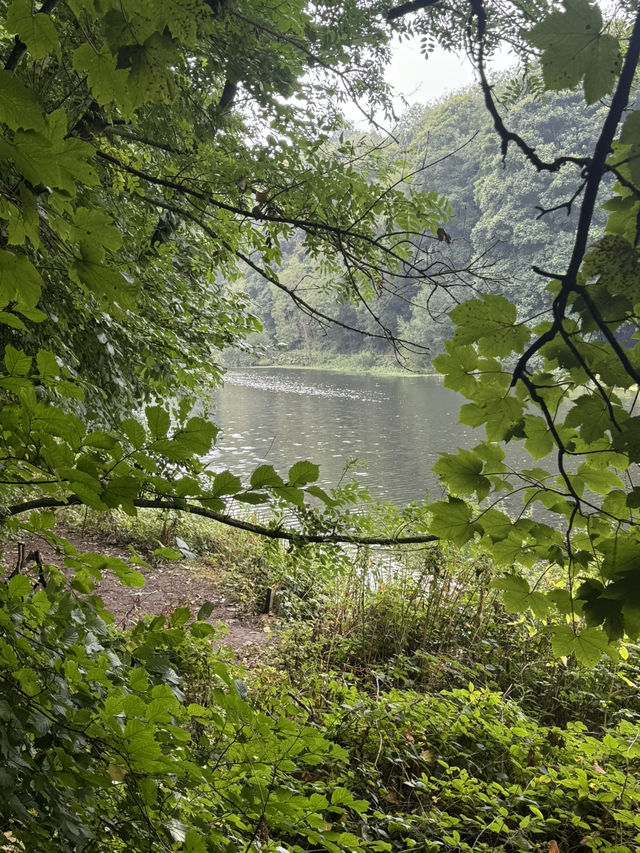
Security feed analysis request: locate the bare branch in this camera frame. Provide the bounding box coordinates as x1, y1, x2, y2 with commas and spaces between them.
137, 193, 429, 352
535, 181, 587, 219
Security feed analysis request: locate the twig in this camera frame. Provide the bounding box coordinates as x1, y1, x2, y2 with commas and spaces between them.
535, 181, 587, 219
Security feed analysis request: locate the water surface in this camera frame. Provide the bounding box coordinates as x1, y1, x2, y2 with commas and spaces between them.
208, 368, 480, 505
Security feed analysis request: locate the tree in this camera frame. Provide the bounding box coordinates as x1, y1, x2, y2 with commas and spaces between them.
0, 0, 469, 416
0, 3, 459, 848
392, 0, 640, 662
242, 85, 616, 370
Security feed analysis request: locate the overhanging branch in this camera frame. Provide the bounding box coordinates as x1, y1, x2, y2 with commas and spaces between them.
511, 4, 640, 387
8, 496, 439, 547
387, 0, 442, 21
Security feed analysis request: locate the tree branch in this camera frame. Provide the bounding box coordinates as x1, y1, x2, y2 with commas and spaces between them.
103, 126, 189, 156
7, 495, 439, 546
387, 0, 442, 21
137, 193, 429, 352
511, 4, 640, 386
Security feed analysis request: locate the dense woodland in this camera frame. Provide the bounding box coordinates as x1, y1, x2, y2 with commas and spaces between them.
236, 84, 617, 369
1, 0, 640, 851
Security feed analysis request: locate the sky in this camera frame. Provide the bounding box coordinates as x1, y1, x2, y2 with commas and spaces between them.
387, 40, 478, 105
344, 36, 516, 128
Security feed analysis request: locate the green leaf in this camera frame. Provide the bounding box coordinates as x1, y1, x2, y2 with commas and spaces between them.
525, 0, 621, 103
428, 498, 475, 545
565, 394, 620, 444
432, 449, 491, 500
287, 460, 320, 487
84, 430, 116, 450
459, 396, 525, 442
123, 718, 165, 771
433, 341, 479, 396
0, 312, 26, 330
197, 601, 214, 620
8, 574, 32, 599
102, 477, 140, 514
210, 470, 242, 497
69, 257, 136, 306
127, 33, 180, 105
129, 668, 149, 692
0, 250, 43, 314
331, 787, 354, 806
72, 43, 134, 115
122, 418, 146, 449
547, 588, 573, 614
0, 70, 44, 131
618, 111, 640, 189
36, 349, 58, 381
169, 606, 191, 627
250, 464, 284, 488
71, 206, 123, 255
450, 294, 530, 357
235, 491, 268, 505
550, 625, 612, 666
184, 829, 208, 853
0, 110, 97, 194
477, 509, 513, 542
4, 345, 32, 376
491, 575, 549, 618
6, 0, 61, 61
523, 415, 555, 460
272, 485, 305, 507
190, 621, 216, 638
306, 484, 336, 506
154, 417, 217, 460
576, 462, 624, 495
153, 546, 182, 560
145, 405, 170, 439
582, 236, 640, 301
180, 417, 218, 453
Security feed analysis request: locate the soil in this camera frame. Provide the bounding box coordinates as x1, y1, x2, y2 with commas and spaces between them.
1, 528, 274, 666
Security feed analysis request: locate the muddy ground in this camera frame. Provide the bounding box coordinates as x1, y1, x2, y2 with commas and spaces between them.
1, 528, 273, 665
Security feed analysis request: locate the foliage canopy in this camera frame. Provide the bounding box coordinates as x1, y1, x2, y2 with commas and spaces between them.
1, 0, 640, 848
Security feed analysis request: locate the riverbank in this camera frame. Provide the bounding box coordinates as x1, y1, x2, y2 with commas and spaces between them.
224, 349, 436, 377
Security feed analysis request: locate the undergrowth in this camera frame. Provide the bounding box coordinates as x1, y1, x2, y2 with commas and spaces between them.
33, 509, 640, 851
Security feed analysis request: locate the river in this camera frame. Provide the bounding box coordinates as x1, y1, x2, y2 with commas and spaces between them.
207, 368, 482, 506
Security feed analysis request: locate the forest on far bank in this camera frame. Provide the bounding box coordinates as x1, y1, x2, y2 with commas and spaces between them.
232, 82, 614, 370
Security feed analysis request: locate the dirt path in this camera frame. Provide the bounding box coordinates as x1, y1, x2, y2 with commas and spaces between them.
1, 529, 273, 665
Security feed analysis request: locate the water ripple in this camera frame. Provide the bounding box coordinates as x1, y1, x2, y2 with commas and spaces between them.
223, 370, 387, 403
